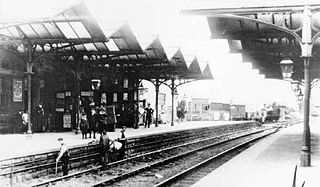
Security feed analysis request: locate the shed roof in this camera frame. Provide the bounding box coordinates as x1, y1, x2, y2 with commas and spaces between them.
183, 4, 320, 80
0, 3, 212, 81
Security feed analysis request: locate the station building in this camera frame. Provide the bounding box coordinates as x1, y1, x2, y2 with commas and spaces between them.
186, 98, 244, 121
0, 3, 212, 133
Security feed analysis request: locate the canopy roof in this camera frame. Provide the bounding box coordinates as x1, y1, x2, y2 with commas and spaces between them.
183, 4, 320, 80
0, 3, 212, 81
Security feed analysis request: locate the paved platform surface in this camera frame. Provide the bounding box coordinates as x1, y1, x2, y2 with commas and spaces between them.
0, 120, 247, 160
193, 118, 320, 187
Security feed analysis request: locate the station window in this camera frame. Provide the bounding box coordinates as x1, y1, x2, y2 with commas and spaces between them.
0, 76, 11, 113
134, 91, 137, 100
123, 78, 128, 88
113, 93, 118, 102
123, 93, 128, 100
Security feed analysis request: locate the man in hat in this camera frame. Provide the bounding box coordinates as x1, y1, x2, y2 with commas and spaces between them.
56, 137, 69, 176
99, 129, 110, 167
144, 103, 154, 128
117, 126, 127, 160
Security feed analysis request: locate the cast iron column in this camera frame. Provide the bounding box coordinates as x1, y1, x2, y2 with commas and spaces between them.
155, 79, 159, 127
75, 71, 81, 134
301, 57, 311, 166
300, 6, 312, 167
134, 79, 139, 129
171, 79, 174, 126
26, 42, 33, 134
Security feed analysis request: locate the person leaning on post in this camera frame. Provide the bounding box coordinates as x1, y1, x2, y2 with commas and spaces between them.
56, 137, 70, 176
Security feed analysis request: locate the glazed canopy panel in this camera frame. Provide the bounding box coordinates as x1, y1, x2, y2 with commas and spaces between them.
184, 4, 320, 80
0, 3, 213, 82
207, 15, 303, 79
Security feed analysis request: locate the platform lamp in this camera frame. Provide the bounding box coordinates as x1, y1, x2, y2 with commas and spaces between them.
291, 80, 300, 93
280, 59, 294, 80
297, 88, 304, 102
138, 81, 143, 89
173, 88, 179, 98
91, 79, 101, 105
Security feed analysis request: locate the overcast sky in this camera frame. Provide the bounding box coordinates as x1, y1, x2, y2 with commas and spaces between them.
2, 0, 320, 111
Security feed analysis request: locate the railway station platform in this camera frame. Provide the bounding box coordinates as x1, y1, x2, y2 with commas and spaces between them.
0, 120, 248, 160
193, 118, 320, 187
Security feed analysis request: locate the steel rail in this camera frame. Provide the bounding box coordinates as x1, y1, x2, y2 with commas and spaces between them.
2, 124, 253, 178
154, 127, 280, 187
30, 127, 263, 187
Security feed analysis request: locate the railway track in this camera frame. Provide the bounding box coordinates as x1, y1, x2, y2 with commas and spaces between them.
0, 122, 258, 185
154, 134, 261, 187
29, 125, 279, 187
89, 127, 278, 187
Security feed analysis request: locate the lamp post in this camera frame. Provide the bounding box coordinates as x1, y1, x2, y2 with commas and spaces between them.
135, 80, 144, 129
280, 53, 312, 166
171, 88, 179, 126
282, 57, 311, 167
170, 78, 179, 126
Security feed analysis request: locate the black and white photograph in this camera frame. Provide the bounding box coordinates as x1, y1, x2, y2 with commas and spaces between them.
0, 0, 320, 186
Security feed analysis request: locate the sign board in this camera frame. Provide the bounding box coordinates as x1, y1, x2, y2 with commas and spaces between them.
65, 91, 71, 97
81, 91, 93, 97
55, 108, 64, 112
63, 114, 72, 128
159, 93, 166, 106
13, 80, 23, 102
101, 93, 107, 103
56, 92, 65, 99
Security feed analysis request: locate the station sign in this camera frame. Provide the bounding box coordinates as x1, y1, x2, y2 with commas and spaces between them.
13, 79, 23, 102
63, 114, 72, 128
81, 91, 93, 97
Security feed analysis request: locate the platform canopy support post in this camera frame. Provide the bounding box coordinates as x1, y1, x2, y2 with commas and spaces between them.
171, 79, 175, 126
25, 40, 34, 135
155, 79, 160, 127
300, 6, 312, 167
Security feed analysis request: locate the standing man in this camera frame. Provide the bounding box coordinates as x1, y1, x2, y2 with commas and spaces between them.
80, 107, 89, 139
117, 126, 127, 160
36, 103, 45, 132
99, 129, 110, 167
144, 103, 154, 128
56, 137, 69, 176
22, 110, 29, 133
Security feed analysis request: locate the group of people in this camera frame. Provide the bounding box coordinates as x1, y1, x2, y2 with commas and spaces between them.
79, 101, 110, 139
56, 126, 127, 176
55, 102, 156, 176
11, 110, 29, 134
12, 103, 46, 134
99, 126, 127, 167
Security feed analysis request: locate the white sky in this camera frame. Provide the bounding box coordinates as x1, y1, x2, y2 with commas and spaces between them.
2, 0, 320, 111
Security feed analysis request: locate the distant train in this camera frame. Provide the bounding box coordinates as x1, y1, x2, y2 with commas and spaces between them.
264, 108, 281, 122
250, 107, 280, 123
